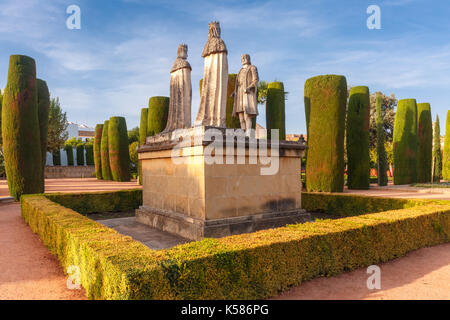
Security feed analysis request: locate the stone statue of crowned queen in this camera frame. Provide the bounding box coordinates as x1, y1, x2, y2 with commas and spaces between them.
164, 21, 258, 135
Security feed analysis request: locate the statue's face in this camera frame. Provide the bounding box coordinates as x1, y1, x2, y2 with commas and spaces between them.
241, 55, 250, 65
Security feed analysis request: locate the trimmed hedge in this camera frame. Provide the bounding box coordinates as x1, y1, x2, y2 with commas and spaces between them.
45, 189, 142, 214
85, 143, 94, 166
65, 145, 74, 166
94, 124, 103, 179
139, 108, 148, 146
417, 103, 433, 183
433, 116, 442, 182
376, 93, 388, 186
2, 55, 42, 200
76, 143, 85, 166
108, 116, 131, 182
226, 74, 241, 129
147, 96, 169, 136
21, 191, 449, 300
101, 120, 112, 180
443, 111, 450, 180
52, 150, 61, 166
302, 192, 430, 217
37, 78, 50, 193
346, 86, 370, 190
393, 99, 418, 185
266, 82, 286, 140
304, 75, 347, 192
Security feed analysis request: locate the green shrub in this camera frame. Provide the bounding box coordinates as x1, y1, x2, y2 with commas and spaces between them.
376, 93, 388, 186
139, 108, 148, 146
393, 99, 418, 184
101, 120, 112, 180
147, 96, 169, 136
226, 74, 241, 129
443, 111, 450, 180
76, 143, 85, 166
52, 150, 61, 166
64, 144, 74, 166
2, 55, 42, 200
433, 116, 442, 182
37, 79, 50, 192
45, 189, 142, 214
21, 191, 450, 300
85, 142, 94, 166
417, 103, 433, 183
346, 86, 370, 189
266, 82, 286, 140
94, 124, 103, 179
108, 117, 131, 182
304, 75, 347, 192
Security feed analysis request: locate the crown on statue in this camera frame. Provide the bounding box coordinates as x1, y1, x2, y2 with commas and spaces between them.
208, 21, 221, 38
177, 43, 188, 58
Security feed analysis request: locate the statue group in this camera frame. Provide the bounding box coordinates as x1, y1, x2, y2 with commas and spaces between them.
164, 21, 259, 135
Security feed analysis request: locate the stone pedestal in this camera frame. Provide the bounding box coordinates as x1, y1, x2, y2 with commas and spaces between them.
136, 127, 307, 241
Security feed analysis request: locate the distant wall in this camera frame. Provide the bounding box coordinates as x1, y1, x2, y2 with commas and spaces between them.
44, 165, 95, 179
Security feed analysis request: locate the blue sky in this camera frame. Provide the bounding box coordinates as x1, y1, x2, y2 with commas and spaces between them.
1, 0, 450, 133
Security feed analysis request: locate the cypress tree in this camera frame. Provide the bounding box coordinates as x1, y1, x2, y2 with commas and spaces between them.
85, 142, 94, 165
226, 74, 242, 129
108, 116, 131, 182
76, 143, 85, 166
376, 93, 388, 186
393, 99, 418, 185
101, 120, 113, 180
94, 124, 103, 179
36, 79, 50, 192
52, 150, 61, 166
65, 144, 74, 166
139, 108, 148, 145
2, 55, 42, 200
266, 82, 286, 140
433, 116, 442, 182
147, 96, 169, 136
138, 108, 148, 185
304, 75, 347, 192
417, 103, 433, 183
442, 110, 450, 180
346, 86, 370, 189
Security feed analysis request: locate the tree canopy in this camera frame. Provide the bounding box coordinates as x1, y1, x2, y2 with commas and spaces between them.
47, 97, 68, 152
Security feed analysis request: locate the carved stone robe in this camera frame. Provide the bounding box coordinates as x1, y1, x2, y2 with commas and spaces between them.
195, 37, 228, 127
164, 58, 192, 132
232, 64, 259, 118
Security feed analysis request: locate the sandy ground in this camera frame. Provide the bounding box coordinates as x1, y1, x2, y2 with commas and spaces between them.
273, 243, 450, 300
0, 202, 86, 300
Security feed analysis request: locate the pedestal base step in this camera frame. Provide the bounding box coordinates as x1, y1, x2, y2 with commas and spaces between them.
136, 206, 311, 241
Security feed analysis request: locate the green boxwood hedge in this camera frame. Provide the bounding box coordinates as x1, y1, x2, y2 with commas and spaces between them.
45, 189, 142, 214
21, 191, 449, 300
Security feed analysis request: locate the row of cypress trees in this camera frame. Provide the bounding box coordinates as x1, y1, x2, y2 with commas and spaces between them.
52, 143, 94, 166
93, 117, 131, 182
1, 55, 50, 200
304, 74, 438, 192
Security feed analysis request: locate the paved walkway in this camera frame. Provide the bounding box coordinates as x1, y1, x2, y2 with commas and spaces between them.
0, 178, 140, 198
